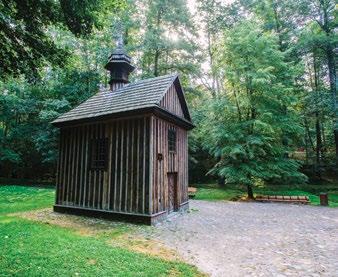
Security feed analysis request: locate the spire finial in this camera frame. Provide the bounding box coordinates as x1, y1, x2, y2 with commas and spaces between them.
105, 20, 135, 91
116, 32, 124, 49
113, 20, 124, 50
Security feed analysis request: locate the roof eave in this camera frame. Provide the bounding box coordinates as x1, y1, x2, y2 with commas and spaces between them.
51, 106, 194, 130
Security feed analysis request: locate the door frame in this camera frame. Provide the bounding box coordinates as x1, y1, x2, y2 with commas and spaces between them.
168, 172, 178, 212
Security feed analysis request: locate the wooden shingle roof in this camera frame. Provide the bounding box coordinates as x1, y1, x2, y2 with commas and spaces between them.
52, 74, 192, 128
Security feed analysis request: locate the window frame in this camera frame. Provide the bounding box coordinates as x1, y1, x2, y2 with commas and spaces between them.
89, 137, 108, 170
168, 128, 177, 153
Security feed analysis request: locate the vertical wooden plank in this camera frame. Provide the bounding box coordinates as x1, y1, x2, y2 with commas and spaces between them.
74, 127, 79, 205
162, 119, 165, 211
97, 124, 101, 209
81, 126, 86, 205
77, 126, 83, 205
56, 129, 63, 205
113, 121, 119, 211
119, 120, 124, 211
64, 129, 70, 204
117, 120, 122, 211
71, 127, 77, 204
133, 118, 138, 213
83, 125, 90, 207
145, 117, 150, 214
159, 119, 162, 211
106, 122, 112, 210
124, 120, 129, 212
91, 125, 96, 208
67, 128, 74, 204
80, 125, 86, 206
135, 119, 140, 213
62, 129, 68, 204
56, 130, 61, 204
98, 123, 103, 209
142, 118, 146, 214
153, 119, 156, 213
66, 128, 72, 205
129, 119, 134, 212
121, 120, 127, 212
89, 124, 95, 208
109, 121, 116, 210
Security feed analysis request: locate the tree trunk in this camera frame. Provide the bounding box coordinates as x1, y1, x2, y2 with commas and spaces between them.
154, 49, 160, 77
217, 177, 225, 187
335, 129, 338, 168
247, 185, 254, 199
315, 112, 322, 178
326, 46, 337, 165
319, 0, 337, 165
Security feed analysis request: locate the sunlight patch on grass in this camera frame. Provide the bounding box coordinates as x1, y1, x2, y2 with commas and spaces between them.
0, 217, 202, 277
0, 186, 203, 276
0, 185, 54, 214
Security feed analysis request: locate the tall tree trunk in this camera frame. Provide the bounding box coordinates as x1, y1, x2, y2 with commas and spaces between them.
315, 111, 322, 177
318, 0, 337, 165
304, 120, 309, 166
247, 185, 254, 199
313, 51, 322, 177
154, 49, 160, 77
153, 8, 162, 77
326, 46, 337, 165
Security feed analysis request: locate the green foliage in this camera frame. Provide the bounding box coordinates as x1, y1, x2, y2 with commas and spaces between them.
199, 20, 307, 190
0, 0, 336, 184
0, 69, 99, 178
0, 0, 125, 79
139, 0, 199, 77
193, 182, 338, 207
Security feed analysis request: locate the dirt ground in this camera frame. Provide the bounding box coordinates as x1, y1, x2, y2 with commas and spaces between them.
15, 200, 338, 276
142, 200, 338, 277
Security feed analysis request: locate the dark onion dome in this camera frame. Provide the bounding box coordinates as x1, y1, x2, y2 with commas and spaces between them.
105, 36, 135, 85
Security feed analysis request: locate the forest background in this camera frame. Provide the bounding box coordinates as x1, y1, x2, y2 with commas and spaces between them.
0, 0, 337, 195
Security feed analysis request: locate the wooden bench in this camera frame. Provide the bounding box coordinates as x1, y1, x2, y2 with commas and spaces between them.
188, 187, 197, 198
255, 195, 310, 204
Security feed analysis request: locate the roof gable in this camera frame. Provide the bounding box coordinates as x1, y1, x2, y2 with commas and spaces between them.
158, 78, 191, 121
52, 73, 192, 126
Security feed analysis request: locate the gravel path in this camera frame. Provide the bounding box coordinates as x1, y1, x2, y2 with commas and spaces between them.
143, 200, 338, 277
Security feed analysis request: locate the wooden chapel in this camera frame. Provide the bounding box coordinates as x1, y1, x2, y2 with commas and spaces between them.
52, 39, 194, 225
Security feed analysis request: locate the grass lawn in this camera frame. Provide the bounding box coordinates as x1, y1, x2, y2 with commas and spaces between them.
0, 186, 55, 214
192, 182, 338, 207
0, 185, 202, 277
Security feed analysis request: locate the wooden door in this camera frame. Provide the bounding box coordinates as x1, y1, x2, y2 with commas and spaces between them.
168, 173, 178, 212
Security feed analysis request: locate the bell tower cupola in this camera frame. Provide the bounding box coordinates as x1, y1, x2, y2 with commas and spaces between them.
105, 35, 135, 91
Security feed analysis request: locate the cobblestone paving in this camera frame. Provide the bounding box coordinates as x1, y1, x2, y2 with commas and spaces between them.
143, 200, 338, 277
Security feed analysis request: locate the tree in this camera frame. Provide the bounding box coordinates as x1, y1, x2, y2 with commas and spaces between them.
0, 0, 124, 79
199, 20, 306, 197
139, 0, 198, 78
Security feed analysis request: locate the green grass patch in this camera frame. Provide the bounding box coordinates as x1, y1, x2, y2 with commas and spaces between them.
0, 185, 55, 214
193, 183, 242, 201
0, 186, 201, 276
192, 182, 338, 207
0, 217, 200, 277
254, 185, 338, 207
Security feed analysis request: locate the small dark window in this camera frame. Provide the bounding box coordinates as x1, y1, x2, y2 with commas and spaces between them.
168, 129, 176, 152
90, 138, 108, 170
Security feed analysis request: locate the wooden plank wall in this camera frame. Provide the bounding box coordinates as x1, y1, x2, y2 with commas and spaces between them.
151, 116, 188, 214
159, 84, 184, 118
56, 117, 151, 215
